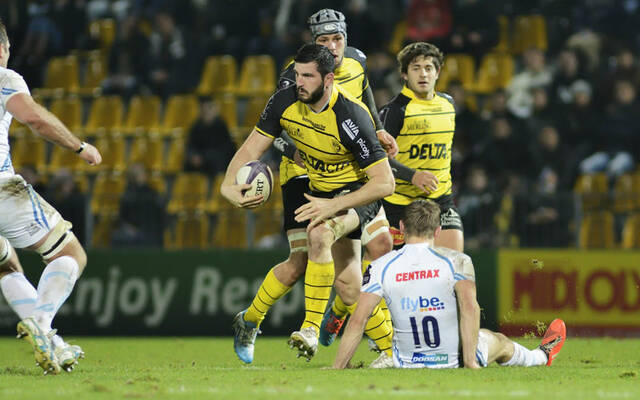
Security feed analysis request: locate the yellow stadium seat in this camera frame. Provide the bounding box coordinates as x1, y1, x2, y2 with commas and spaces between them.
574, 173, 609, 213
212, 209, 247, 248
254, 208, 283, 244
196, 55, 238, 96
84, 96, 123, 137
129, 136, 164, 172
93, 136, 126, 172
205, 173, 227, 214
236, 55, 276, 97
164, 137, 185, 174
159, 94, 199, 137
35, 56, 80, 98
613, 173, 637, 213
122, 95, 161, 136
493, 15, 510, 53
437, 54, 475, 92
92, 213, 118, 248
50, 97, 83, 134
10, 134, 46, 173
579, 211, 615, 249
216, 94, 238, 131
148, 172, 167, 195
89, 19, 116, 51
474, 53, 514, 93
511, 15, 548, 54
48, 143, 86, 175
167, 172, 208, 213
76, 51, 107, 97
240, 96, 270, 135
171, 212, 210, 249
90, 172, 127, 215
622, 213, 640, 249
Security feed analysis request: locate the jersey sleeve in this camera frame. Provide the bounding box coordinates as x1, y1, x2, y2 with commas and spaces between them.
336, 97, 387, 170
255, 86, 296, 139
379, 101, 405, 138
361, 262, 383, 297
0, 69, 30, 109
278, 62, 296, 90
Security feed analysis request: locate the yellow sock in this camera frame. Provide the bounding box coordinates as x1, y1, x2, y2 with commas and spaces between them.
301, 260, 334, 332
380, 298, 392, 330
331, 295, 351, 319
364, 304, 393, 356
244, 267, 291, 327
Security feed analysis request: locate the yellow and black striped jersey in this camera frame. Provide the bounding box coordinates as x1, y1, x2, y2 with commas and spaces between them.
256, 83, 386, 193
278, 46, 370, 185
380, 86, 456, 205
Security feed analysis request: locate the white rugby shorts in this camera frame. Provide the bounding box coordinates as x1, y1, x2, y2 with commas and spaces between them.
0, 175, 62, 248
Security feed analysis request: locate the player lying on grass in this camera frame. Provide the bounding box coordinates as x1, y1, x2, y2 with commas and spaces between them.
333, 199, 566, 369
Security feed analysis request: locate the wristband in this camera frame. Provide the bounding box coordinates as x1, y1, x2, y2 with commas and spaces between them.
75, 142, 87, 154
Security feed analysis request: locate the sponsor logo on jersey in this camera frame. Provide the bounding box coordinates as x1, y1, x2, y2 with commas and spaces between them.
401, 296, 445, 312
298, 150, 351, 173
302, 116, 326, 131
341, 119, 359, 140
411, 352, 448, 365
356, 137, 369, 159
362, 265, 371, 285
396, 269, 439, 282
408, 143, 448, 160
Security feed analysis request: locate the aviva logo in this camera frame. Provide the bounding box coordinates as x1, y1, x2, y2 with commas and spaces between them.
411, 353, 448, 365
341, 119, 359, 140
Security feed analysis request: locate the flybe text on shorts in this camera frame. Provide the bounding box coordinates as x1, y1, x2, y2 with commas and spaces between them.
396, 269, 439, 282
411, 352, 449, 365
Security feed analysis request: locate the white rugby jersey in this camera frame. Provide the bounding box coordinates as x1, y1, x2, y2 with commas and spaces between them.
362, 242, 475, 368
0, 66, 30, 178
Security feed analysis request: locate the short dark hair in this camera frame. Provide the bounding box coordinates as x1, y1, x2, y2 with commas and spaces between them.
0, 19, 7, 47
294, 44, 335, 78
401, 199, 441, 238
397, 42, 444, 74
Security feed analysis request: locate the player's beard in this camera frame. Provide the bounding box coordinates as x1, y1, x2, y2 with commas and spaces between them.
298, 84, 325, 104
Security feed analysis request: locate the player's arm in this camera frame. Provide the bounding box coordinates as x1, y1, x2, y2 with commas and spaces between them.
220, 129, 273, 208
333, 292, 381, 369
454, 279, 481, 369
7, 93, 102, 165
362, 86, 398, 158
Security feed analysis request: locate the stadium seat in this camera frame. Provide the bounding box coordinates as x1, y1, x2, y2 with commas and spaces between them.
511, 15, 548, 54
122, 95, 162, 136
77, 51, 107, 97
196, 55, 238, 96
579, 211, 615, 249
148, 172, 167, 195
621, 213, 640, 249
92, 213, 118, 248
205, 173, 227, 214
158, 94, 199, 137
239, 96, 270, 137
48, 142, 86, 175
35, 55, 80, 98
254, 208, 283, 245
437, 54, 475, 91
128, 136, 164, 172
50, 97, 83, 135
9, 118, 28, 138
93, 136, 126, 172
493, 15, 510, 53
236, 55, 276, 97
164, 137, 185, 174
89, 18, 116, 52
171, 212, 210, 249
90, 172, 127, 215
167, 172, 208, 213
613, 173, 637, 214
84, 96, 124, 138
473, 53, 514, 93
10, 133, 47, 173
216, 94, 238, 131
212, 209, 248, 248
574, 173, 609, 213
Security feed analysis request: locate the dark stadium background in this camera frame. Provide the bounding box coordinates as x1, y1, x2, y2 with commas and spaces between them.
0, 0, 638, 337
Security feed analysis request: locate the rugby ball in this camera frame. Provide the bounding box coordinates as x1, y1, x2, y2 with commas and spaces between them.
235, 160, 274, 205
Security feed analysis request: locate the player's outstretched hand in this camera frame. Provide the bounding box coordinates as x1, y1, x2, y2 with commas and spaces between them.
79, 143, 102, 165
221, 183, 264, 209
294, 193, 338, 229
376, 130, 399, 159
412, 170, 439, 193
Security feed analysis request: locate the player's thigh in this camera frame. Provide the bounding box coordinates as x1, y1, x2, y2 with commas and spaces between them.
362, 206, 392, 261
435, 199, 464, 251
382, 200, 405, 249
331, 236, 362, 304
282, 176, 310, 233
42, 234, 87, 272
0, 175, 63, 250
434, 228, 464, 252
479, 329, 513, 366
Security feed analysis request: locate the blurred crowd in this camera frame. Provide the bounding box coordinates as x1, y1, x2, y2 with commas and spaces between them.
2, 0, 640, 249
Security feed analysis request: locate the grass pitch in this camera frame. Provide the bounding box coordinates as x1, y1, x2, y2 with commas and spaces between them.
1, 336, 639, 400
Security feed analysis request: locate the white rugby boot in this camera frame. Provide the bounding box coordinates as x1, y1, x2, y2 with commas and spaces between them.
288, 327, 318, 361
16, 317, 60, 375
369, 351, 394, 369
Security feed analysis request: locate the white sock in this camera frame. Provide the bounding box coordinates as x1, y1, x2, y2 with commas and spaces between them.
33, 256, 79, 332
0, 272, 37, 318
500, 342, 547, 367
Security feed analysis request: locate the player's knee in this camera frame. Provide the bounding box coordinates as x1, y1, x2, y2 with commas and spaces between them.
307, 226, 334, 254
334, 279, 360, 305
280, 252, 308, 283
49, 237, 87, 273
364, 231, 393, 260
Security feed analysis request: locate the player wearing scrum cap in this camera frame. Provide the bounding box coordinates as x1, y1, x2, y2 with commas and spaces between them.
230, 9, 398, 365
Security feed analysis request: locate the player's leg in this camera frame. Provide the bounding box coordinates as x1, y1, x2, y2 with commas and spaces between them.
289, 209, 360, 360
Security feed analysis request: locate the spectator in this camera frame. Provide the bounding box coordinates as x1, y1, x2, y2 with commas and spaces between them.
507, 48, 553, 118
529, 124, 575, 187
563, 80, 599, 160
17, 164, 46, 194
526, 86, 561, 137
446, 80, 482, 178
444, 0, 498, 61
112, 164, 165, 247
45, 168, 87, 246
184, 99, 236, 177
476, 116, 529, 180
550, 47, 589, 107
456, 164, 497, 249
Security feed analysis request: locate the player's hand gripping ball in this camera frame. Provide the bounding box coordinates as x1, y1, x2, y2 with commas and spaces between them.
235, 160, 274, 206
